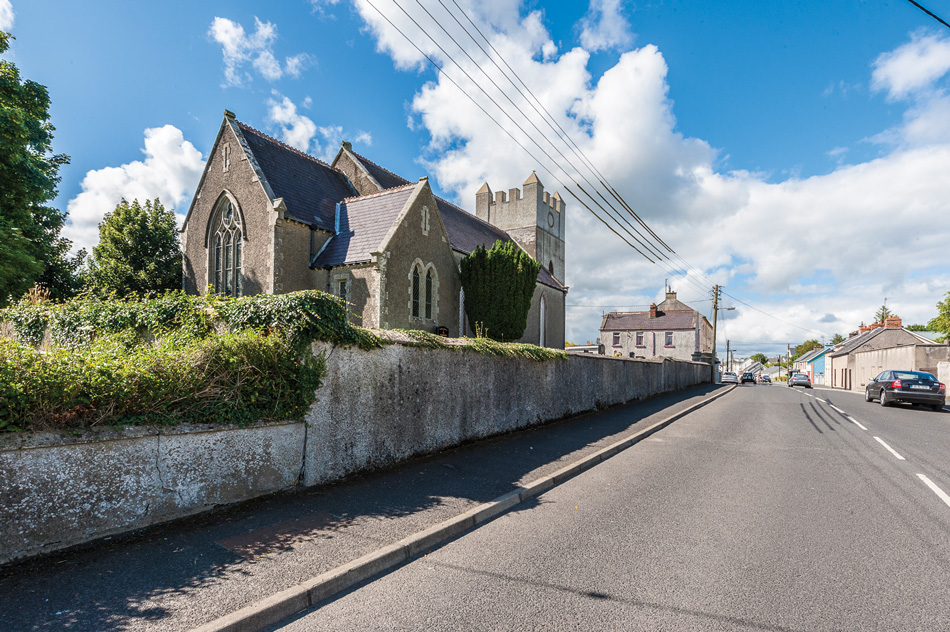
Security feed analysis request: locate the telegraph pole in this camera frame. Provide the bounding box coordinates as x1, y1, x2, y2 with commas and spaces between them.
711, 285, 719, 382
726, 339, 731, 372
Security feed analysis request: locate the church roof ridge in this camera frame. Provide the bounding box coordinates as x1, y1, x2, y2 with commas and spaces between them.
341, 181, 418, 203
236, 121, 336, 171
349, 149, 412, 186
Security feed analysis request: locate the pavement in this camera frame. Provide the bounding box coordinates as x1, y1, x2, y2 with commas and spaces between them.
0, 382, 729, 632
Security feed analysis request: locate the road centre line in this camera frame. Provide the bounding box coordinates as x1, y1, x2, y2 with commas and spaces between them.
917, 474, 950, 509
847, 416, 868, 431
874, 436, 906, 460
830, 404, 846, 414
815, 397, 827, 403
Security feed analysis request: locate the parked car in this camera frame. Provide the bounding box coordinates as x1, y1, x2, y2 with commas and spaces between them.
788, 373, 812, 388
759, 375, 772, 384
722, 371, 738, 384
865, 370, 946, 411
741, 372, 756, 384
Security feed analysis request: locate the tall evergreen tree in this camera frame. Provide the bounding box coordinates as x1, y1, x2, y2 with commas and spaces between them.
459, 240, 540, 341
85, 198, 182, 296
0, 32, 79, 305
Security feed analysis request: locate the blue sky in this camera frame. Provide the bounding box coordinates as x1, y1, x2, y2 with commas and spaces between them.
3, 0, 949, 354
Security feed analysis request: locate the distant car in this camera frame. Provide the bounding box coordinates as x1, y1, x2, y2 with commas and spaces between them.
865, 370, 946, 411
788, 373, 812, 388
722, 371, 738, 384
759, 375, 772, 384
741, 372, 756, 384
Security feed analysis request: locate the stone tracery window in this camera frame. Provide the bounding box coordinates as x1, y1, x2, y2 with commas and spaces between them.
425, 270, 433, 319
211, 198, 243, 296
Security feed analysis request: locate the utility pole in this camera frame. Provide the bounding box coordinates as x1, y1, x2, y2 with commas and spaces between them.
726, 339, 731, 372
711, 284, 720, 382
787, 343, 792, 379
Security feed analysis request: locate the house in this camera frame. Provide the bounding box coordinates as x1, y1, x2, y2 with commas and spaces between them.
827, 317, 948, 392
180, 111, 567, 347
598, 290, 713, 362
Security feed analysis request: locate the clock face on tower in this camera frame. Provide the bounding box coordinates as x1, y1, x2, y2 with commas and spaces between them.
547, 211, 555, 228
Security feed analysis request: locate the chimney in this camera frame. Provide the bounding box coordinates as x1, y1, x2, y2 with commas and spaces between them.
849, 331, 858, 338
649, 303, 658, 319
858, 322, 868, 333
666, 290, 676, 302
884, 316, 902, 329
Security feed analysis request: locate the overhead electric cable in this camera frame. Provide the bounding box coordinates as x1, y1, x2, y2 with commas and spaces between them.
905, 0, 950, 30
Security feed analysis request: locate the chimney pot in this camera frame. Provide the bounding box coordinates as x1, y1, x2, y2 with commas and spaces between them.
650, 303, 658, 319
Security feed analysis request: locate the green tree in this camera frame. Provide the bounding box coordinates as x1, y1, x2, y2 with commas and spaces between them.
84, 198, 182, 296
830, 333, 846, 344
749, 352, 768, 365
927, 292, 950, 343
792, 339, 822, 360
905, 324, 929, 332
459, 239, 540, 342
874, 304, 896, 323
0, 32, 79, 305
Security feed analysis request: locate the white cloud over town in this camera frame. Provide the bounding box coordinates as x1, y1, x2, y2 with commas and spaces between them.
578, 0, 633, 53
209, 16, 313, 87
350, 0, 950, 351
266, 92, 373, 162
64, 126, 205, 254
0, 0, 13, 32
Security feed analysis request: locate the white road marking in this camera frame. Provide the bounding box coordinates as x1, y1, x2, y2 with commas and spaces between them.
846, 416, 868, 431
815, 398, 827, 403
917, 474, 950, 509
830, 404, 845, 414
874, 436, 905, 460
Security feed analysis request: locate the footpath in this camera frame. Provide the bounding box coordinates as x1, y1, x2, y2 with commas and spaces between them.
0, 383, 727, 632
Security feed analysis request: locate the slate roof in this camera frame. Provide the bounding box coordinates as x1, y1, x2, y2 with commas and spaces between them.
312, 184, 416, 267
238, 123, 356, 232
796, 348, 825, 364
829, 328, 885, 357
350, 150, 413, 190
601, 311, 699, 331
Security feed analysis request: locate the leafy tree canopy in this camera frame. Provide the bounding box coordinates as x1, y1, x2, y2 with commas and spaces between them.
905, 324, 929, 332
792, 339, 822, 360
749, 352, 768, 365
830, 333, 846, 344
84, 198, 182, 297
459, 240, 540, 342
0, 32, 79, 305
927, 292, 950, 343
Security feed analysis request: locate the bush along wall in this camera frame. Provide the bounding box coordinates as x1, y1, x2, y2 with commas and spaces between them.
0, 290, 382, 433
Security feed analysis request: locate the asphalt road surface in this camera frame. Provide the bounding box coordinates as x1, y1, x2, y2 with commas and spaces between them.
272, 384, 950, 631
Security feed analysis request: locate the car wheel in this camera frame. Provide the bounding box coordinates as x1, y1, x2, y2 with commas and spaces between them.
880, 389, 890, 407
865, 388, 872, 402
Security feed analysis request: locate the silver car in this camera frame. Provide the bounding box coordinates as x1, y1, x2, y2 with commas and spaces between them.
722, 371, 738, 384
788, 373, 812, 388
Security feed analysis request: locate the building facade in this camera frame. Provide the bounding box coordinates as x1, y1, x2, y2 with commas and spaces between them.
180, 112, 567, 347
598, 290, 713, 362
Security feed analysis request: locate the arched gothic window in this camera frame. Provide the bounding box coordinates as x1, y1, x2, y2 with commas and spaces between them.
425, 270, 433, 319
211, 198, 243, 296
539, 294, 547, 347
412, 266, 420, 317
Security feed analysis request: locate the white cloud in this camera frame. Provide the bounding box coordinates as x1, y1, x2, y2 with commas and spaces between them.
871, 30, 950, 101
349, 4, 950, 351
0, 0, 13, 32
64, 126, 205, 254
266, 92, 373, 161
578, 0, 633, 53
208, 16, 312, 86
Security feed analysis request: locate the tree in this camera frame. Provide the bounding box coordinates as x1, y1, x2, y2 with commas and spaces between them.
830, 333, 846, 344
459, 239, 540, 342
905, 324, 929, 332
874, 304, 897, 323
0, 32, 79, 305
792, 339, 822, 360
84, 198, 182, 296
749, 353, 768, 365
927, 292, 950, 343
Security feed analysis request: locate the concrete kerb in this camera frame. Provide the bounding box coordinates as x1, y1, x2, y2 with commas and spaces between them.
190, 384, 735, 632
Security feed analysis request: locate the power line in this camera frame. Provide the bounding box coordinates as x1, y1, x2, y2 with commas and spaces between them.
905, 0, 950, 30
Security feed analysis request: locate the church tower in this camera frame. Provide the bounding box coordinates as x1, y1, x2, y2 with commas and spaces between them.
474, 172, 565, 282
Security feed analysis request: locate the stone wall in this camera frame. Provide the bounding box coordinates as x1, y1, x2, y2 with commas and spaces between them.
0, 344, 709, 564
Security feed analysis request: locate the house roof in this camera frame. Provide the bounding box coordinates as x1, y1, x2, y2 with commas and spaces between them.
312, 184, 417, 267
829, 327, 934, 358
341, 151, 565, 292
601, 310, 699, 332
796, 348, 824, 364
238, 122, 356, 232
656, 294, 694, 312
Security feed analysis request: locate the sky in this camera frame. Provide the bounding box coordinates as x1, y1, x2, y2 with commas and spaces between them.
2, 0, 950, 357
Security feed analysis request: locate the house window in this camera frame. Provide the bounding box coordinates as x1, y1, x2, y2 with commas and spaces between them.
636, 331, 644, 346
211, 198, 243, 296
665, 332, 674, 346
425, 270, 433, 319
612, 332, 621, 346
412, 267, 420, 317
337, 279, 348, 305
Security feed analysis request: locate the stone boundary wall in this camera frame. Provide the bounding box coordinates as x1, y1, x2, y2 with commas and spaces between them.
0, 344, 709, 564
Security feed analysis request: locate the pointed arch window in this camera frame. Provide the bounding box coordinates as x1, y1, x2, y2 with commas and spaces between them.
412, 267, 421, 317
425, 270, 433, 319
212, 198, 243, 296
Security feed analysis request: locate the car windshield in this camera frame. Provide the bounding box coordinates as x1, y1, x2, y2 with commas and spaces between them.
724, 372, 736, 376
793, 374, 808, 379
893, 371, 936, 381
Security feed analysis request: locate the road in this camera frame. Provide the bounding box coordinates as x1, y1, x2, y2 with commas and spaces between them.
272, 384, 950, 631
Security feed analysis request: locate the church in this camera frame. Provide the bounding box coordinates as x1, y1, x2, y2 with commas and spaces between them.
180, 111, 567, 347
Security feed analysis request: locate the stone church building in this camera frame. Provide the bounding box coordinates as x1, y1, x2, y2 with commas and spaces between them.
181, 111, 567, 347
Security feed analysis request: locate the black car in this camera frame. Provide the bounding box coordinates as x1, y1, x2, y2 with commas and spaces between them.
741, 372, 756, 384
865, 370, 946, 411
